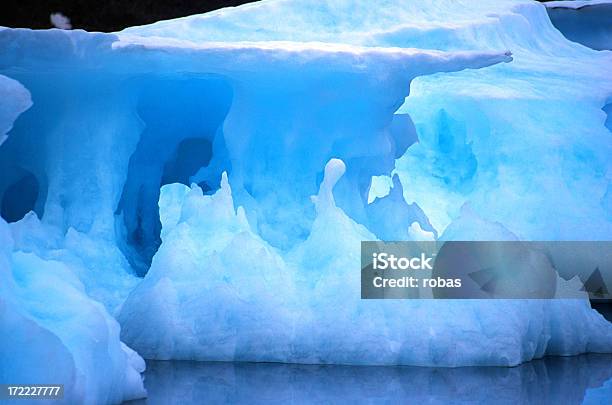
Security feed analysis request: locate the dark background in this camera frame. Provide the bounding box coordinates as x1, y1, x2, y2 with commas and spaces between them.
0, 0, 257, 32
1, 0, 553, 32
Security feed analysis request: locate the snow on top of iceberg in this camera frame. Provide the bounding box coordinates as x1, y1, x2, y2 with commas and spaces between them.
114, 0, 612, 103
0, 27, 512, 80
119, 0, 533, 45
115, 34, 513, 76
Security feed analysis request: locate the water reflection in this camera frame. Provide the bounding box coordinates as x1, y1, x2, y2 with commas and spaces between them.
128, 354, 612, 404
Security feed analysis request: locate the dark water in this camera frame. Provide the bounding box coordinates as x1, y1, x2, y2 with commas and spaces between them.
547, 3, 612, 51
592, 302, 612, 323
126, 354, 612, 404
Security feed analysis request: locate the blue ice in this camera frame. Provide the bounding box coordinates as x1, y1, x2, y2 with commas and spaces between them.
0, 1, 611, 404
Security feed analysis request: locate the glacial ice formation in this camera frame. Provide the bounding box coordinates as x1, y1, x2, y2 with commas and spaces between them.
118, 162, 612, 365
0, 0, 612, 400
0, 77, 145, 404
0, 217, 146, 404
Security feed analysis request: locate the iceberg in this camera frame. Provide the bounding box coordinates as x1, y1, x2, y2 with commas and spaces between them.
0, 217, 146, 404
0, 0, 611, 401
118, 161, 612, 365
